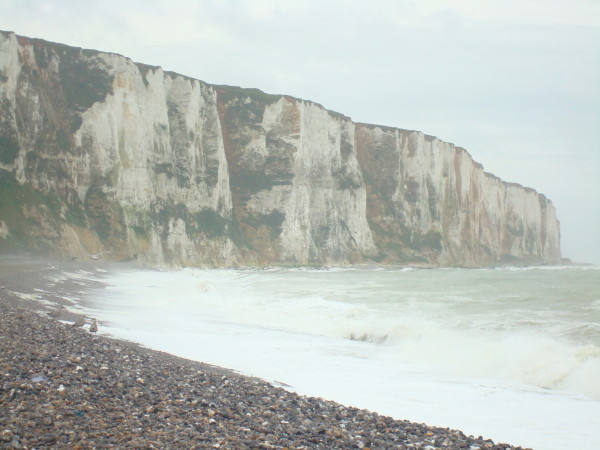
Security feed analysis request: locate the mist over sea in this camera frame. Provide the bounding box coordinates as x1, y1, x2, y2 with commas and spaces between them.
46, 265, 600, 449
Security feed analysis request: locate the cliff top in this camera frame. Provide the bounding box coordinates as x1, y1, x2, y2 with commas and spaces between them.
1, 29, 550, 202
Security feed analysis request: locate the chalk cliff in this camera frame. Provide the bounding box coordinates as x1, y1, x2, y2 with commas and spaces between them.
0, 32, 561, 266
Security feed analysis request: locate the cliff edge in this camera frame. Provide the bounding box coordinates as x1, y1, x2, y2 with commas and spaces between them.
0, 31, 561, 266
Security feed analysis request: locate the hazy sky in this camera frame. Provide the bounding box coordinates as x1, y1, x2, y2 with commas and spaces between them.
1, 0, 599, 263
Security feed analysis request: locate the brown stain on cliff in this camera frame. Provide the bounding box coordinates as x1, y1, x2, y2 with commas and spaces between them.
453, 149, 463, 196
215, 88, 245, 240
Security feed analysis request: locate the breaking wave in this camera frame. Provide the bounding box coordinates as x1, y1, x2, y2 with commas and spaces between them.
81, 265, 600, 400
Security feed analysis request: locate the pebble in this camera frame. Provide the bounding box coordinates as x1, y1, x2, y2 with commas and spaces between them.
1, 287, 530, 449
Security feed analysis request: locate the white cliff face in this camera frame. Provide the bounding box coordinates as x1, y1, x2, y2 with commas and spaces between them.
72, 54, 235, 265
225, 98, 377, 264
355, 125, 560, 265
0, 33, 20, 152
0, 31, 561, 266
0, 32, 238, 265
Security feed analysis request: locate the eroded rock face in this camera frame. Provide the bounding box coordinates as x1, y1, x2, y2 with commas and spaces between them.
354, 125, 560, 265
0, 31, 561, 266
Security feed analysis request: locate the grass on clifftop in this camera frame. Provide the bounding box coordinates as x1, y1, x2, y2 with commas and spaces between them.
213, 85, 282, 104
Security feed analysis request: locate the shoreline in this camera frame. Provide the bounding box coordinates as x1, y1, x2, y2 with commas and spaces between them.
0, 251, 587, 272
0, 257, 527, 448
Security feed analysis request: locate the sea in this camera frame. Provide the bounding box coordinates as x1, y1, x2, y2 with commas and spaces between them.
43, 264, 600, 449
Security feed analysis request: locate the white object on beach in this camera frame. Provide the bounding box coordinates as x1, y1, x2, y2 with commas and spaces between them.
88, 250, 112, 260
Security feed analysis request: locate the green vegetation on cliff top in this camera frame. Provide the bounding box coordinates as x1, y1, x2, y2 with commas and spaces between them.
214, 84, 282, 104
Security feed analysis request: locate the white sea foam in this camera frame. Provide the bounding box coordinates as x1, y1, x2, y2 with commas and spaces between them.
63, 266, 600, 450
16, 292, 40, 301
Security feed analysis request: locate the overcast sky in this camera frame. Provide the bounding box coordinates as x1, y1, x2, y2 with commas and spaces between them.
1, 0, 599, 263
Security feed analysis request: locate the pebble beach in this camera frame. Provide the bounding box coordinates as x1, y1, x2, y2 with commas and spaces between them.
0, 258, 529, 449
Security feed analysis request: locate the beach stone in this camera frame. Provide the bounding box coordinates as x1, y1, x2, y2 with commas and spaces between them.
0, 282, 531, 450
